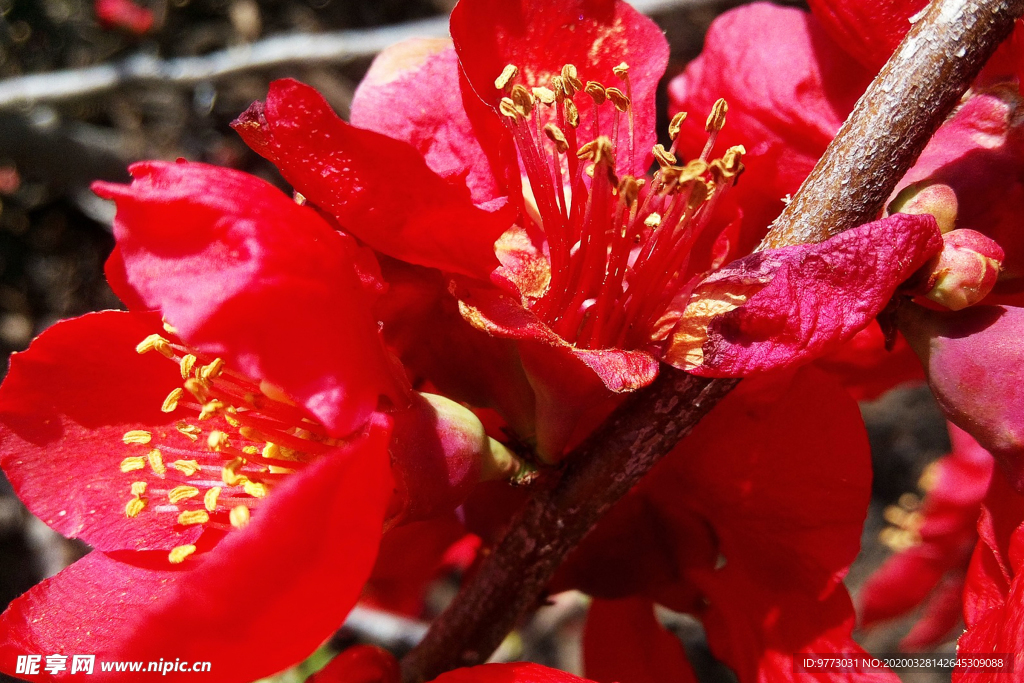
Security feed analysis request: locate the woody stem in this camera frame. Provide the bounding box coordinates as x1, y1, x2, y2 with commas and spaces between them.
399, 0, 1023, 679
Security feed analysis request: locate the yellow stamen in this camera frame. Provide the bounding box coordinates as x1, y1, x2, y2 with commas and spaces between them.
200, 358, 224, 380
204, 487, 221, 512
161, 387, 183, 413
173, 459, 201, 476
543, 124, 569, 154
168, 485, 200, 504
177, 509, 210, 526
494, 64, 519, 91
560, 64, 582, 95
644, 213, 662, 228
125, 497, 146, 518
229, 505, 250, 530
120, 456, 146, 473
122, 430, 152, 445
180, 354, 197, 379
652, 144, 676, 169
605, 87, 629, 112
162, 320, 178, 335
499, 97, 520, 120
618, 176, 640, 206
130, 481, 147, 496
584, 81, 606, 105
198, 399, 224, 421
532, 86, 556, 106
669, 112, 687, 140
168, 544, 196, 564
135, 334, 174, 358
510, 84, 534, 117
176, 423, 201, 442
243, 480, 268, 499
207, 430, 230, 451
222, 457, 247, 486
612, 62, 630, 78
564, 100, 579, 128
705, 98, 728, 132
147, 448, 166, 475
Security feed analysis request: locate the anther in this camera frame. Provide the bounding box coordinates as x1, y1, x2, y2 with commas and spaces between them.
125, 498, 146, 518
120, 456, 146, 473
645, 213, 662, 228
243, 480, 268, 499
550, 76, 566, 103
173, 459, 201, 476
560, 64, 582, 95
183, 378, 208, 402
147, 448, 166, 475
200, 358, 224, 380
584, 81, 607, 105
653, 144, 676, 169
123, 430, 152, 445
180, 354, 197, 379
532, 86, 556, 106
669, 112, 687, 140
177, 510, 209, 526
499, 97, 520, 120
618, 176, 640, 206
136, 334, 174, 358
222, 457, 247, 486
494, 64, 519, 91
168, 485, 200, 504
613, 62, 630, 78
543, 124, 569, 154
176, 423, 202, 442
168, 544, 196, 564
198, 399, 224, 421
204, 487, 221, 512
207, 430, 230, 452
162, 320, 178, 335
687, 180, 710, 210
229, 505, 251, 530
131, 481, 147, 496
510, 84, 535, 117
161, 387, 183, 413
564, 100, 579, 128
605, 87, 629, 112
705, 98, 728, 132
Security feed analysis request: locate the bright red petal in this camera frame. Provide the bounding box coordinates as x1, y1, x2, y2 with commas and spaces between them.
430, 663, 596, 683
450, 0, 668, 179
351, 39, 507, 207
583, 598, 696, 683
0, 311, 202, 551
308, 646, 400, 683
233, 78, 512, 280
93, 160, 401, 437
806, 0, 921, 71
669, 213, 942, 376
668, 3, 872, 249
0, 418, 393, 683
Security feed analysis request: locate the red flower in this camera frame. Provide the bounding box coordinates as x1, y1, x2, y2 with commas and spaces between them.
234, 0, 940, 457
94, 0, 154, 34
858, 423, 993, 650
0, 161, 510, 681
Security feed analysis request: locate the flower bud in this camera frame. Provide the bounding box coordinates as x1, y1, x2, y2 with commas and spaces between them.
888, 181, 958, 234
909, 229, 1004, 311
389, 392, 520, 522
898, 303, 1024, 492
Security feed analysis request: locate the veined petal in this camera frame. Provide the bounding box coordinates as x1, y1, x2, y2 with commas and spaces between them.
94, 161, 401, 437
0, 418, 393, 683
233, 78, 513, 280
668, 213, 942, 376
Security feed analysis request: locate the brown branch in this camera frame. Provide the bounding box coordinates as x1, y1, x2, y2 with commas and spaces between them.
760, 0, 1024, 250
400, 0, 1023, 679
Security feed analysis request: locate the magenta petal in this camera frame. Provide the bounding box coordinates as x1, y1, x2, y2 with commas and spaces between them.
670, 213, 942, 375
0, 311, 202, 551
94, 160, 401, 437
0, 419, 394, 683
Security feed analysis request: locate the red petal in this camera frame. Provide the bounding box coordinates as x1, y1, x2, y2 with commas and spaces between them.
93, 160, 400, 437
815, 322, 924, 401
0, 311, 201, 551
669, 213, 942, 376
450, 0, 668, 179
806, 0, 921, 71
351, 39, 507, 207
430, 663, 596, 683
583, 598, 696, 683
94, 0, 153, 34
668, 3, 871, 248
308, 646, 400, 683
0, 419, 393, 683
233, 79, 512, 279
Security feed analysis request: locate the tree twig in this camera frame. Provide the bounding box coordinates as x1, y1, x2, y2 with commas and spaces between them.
0, 0, 729, 111
399, 0, 1024, 679
759, 0, 1024, 249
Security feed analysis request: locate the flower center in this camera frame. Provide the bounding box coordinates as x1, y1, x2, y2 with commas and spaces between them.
122, 324, 340, 564
495, 63, 744, 351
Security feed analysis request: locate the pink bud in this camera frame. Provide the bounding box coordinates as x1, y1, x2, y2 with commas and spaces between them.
389, 392, 520, 522
898, 303, 1024, 491
888, 181, 958, 234
908, 229, 1004, 311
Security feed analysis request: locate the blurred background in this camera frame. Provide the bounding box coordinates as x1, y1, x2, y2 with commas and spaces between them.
0, 0, 955, 680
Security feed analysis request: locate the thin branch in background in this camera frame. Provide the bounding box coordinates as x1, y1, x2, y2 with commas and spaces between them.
0, 0, 728, 111
398, 0, 1024, 679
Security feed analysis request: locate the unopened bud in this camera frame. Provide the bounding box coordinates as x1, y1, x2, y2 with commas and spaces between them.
888, 181, 958, 234
913, 229, 1004, 311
